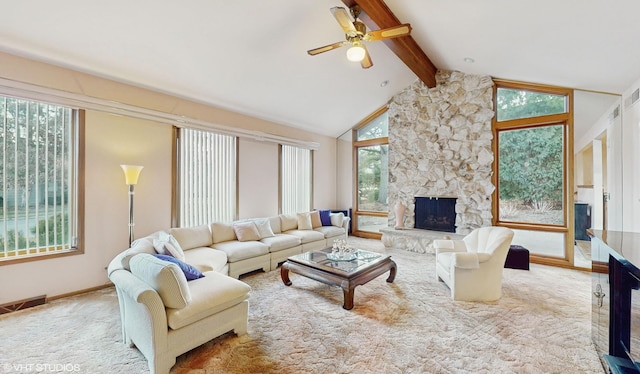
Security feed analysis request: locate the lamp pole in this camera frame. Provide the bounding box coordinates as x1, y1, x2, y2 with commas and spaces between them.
121, 165, 143, 246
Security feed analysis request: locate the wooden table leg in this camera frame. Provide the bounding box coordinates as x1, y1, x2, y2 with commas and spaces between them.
342, 286, 355, 310
280, 263, 292, 286
386, 261, 397, 283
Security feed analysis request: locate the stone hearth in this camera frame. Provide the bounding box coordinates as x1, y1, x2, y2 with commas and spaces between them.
380, 228, 463, 254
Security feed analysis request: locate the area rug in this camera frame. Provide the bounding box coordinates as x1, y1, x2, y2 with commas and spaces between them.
0, 237, 604, 373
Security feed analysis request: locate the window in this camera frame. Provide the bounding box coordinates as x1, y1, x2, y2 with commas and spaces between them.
280, 145, 312, 215
177, 128, 236, 226
493, 81, 574, 266
353, 107, 389, 238
0, 95, 81, 263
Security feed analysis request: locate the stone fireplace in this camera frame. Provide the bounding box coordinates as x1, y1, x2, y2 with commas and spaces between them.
414, 196, 457, 232
381, 70, 495, 253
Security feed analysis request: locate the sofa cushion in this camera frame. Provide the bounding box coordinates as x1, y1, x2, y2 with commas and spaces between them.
314, 225, 345, 239
254, 218, 275, 238
166, 271, 250, 330
260, 234, 301, 252
267, 216, 282, 234
330, 212, 345, 227
310, 211, 322, 228
213, 240, 270, 262
169, 225, 212, 250
284, 229, 326, 244
233, 221, 261, 242
211, 222, 237, 244
297, 212, 313, 230
153, 232, 186, 262
112, 237, 157, 273
130, 253, 191, 309
280, 214, 298, 231
183, 247, 228, 273
152, 254, 205, 281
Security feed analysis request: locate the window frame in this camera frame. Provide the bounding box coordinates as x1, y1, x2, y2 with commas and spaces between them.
492, 79, 575, 268
0, 98, 84, 266
352, 106, 389, 239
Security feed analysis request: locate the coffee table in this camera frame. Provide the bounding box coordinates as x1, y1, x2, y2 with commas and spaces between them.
280, 248, 397, 310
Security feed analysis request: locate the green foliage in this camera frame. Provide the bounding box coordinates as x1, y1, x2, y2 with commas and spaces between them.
499, 126, 563, 205
0, 212, 69, 252
357, 145, 389, 210
497, 89, 566, 121
33, 213, 69, 245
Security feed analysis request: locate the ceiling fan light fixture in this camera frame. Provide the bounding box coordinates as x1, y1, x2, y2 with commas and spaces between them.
346, 44, 366, 62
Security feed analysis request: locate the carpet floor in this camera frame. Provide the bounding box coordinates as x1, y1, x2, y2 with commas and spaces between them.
0, 237, 604, 373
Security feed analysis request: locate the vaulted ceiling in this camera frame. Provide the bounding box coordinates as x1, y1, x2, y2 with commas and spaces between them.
0, 1, 638, 138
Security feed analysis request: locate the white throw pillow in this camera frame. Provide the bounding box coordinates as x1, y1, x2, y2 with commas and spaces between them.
211, 222, 237, 243
297, 212, 313, 230
254, 218, 275, 238
310, 211, 322, 228
280, 214, 298, 231
232, 221, 261, 242
153, 232, 186, 262
330, 212, 344, 227
130, 253, 191, 309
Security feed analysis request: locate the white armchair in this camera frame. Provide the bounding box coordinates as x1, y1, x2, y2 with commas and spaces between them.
433, 226, 514, 301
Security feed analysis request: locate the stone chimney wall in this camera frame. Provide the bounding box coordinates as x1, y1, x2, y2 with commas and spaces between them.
388, 70, 495, 235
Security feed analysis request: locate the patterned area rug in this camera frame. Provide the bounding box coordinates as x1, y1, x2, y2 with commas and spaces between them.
0, 237, 604, 373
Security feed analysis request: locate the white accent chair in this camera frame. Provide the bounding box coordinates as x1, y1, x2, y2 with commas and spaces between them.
433, 226, 514, 301
108, 247, 251, 374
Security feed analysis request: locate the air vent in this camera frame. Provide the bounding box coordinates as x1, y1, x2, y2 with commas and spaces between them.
625, 88, 639, 108
0, 295, 46, 315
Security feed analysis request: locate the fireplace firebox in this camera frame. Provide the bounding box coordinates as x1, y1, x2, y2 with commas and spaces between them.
414, 197, 457, 233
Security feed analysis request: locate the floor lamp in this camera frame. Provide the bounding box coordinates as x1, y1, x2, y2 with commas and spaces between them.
121, 165, 143, 246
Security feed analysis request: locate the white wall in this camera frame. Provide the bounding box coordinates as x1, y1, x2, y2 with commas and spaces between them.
579, 78, 640, 232
0, 52, 339, 304
621, 79, 640, 232
238, 139, 279, 218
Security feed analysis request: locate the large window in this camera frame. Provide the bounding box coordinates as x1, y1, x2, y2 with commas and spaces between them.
177, 128, 237, 226
353, 107, 389, 238
493, 81, 574, 266
280, 145, 312, 215
0, 95, 82, 263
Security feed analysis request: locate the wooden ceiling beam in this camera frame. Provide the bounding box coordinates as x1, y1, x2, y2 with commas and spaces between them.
341, 0, 437, 87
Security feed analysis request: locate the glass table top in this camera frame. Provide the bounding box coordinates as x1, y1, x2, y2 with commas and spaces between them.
287, 248, 388, 275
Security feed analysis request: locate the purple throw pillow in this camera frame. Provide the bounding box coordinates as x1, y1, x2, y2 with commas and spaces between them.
152, 254, 204, 281
319, 210, 332, 226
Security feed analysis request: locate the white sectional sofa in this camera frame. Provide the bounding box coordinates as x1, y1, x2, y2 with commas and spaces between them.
209, 211, 350, 278
108, 210, 349, 373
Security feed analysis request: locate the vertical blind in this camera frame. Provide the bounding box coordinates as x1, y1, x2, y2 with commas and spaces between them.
179, 128, 236, 226
1, 96, 75, 259
281, 145, 312, 215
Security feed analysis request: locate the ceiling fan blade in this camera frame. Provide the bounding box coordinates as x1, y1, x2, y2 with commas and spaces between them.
307, 41, 347, 56
360, 45, 373, 69
365, 24, 412, 41
330, 6, 356, 34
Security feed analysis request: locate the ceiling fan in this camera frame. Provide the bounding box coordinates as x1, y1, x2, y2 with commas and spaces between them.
307, 6, 412, 69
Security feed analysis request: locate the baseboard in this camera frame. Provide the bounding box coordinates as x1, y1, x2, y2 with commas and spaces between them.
0, 284, 115, 315
47, 283, 114, 302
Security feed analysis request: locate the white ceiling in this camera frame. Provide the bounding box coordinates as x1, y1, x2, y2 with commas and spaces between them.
0, 1, 637, 138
